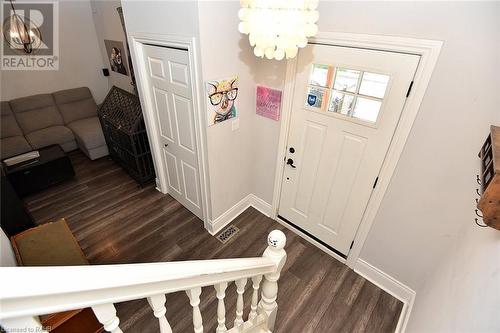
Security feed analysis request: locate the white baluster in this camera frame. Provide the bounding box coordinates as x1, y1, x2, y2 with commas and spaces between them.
186, 287, 203, 333
234, 278, 248, 328
147, 294, 172, 333
214, 282, 228, 333
258, 230, 287, 331
92, 303, 123, 333
248, 275, 263, 321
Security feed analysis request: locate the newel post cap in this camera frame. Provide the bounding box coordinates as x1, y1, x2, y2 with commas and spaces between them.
267, 230, 286, 250
264, 230, 287, 275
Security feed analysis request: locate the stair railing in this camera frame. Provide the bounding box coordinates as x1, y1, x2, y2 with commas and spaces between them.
0, 230, 287, 333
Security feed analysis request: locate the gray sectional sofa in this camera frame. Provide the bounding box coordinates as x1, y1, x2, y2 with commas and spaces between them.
1, 87, 108, 160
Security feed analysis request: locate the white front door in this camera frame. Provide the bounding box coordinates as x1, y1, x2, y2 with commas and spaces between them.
279, 44, 419, 256
142, 44, 203, 219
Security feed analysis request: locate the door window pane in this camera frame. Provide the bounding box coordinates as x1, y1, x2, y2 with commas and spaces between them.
305, 64, 389, 124
333, 68, 360, 93
329, 92, 355, 115
353, 98, 381, 123
309, 64, 330, 87
305, 86, 327, 109
359, 72, 390, 98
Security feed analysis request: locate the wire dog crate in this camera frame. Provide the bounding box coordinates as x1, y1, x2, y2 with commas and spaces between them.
98, 86, 155, 186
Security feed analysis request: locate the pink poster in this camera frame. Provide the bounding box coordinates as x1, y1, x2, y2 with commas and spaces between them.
256, 86, 282, 121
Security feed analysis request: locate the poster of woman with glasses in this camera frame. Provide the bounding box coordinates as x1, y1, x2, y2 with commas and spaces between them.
206, 76, 238, 126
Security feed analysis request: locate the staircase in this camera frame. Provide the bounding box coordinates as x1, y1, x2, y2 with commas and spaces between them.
0, 230, 287, 333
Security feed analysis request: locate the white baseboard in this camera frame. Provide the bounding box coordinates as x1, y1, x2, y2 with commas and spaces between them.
354, 259, 415, 333
248, 194, 272, 216
206, 194, 272, 236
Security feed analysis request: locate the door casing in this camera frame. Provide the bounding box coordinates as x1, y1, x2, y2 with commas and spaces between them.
271, 32, 443, 268
128, 33, 212, 228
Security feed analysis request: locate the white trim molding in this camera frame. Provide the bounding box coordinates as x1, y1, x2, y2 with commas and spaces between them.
248, 194, 273, 217
270, 31, 443, 270
128, 32, 212, 227
354, 259, 416, 333
207, 194, 273, 236
207, 195, 254, 235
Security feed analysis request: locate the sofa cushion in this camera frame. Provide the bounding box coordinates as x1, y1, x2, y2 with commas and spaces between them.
0, 136, 32, 160
25, 126, 75, 150
53, 87, 97, 124
10, 94, 63, 134
1, 101, 12, 116
1, 102, 23, 138
67, 117, 105, 150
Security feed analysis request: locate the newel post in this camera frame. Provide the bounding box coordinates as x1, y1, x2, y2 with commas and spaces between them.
258, 229, 287, 331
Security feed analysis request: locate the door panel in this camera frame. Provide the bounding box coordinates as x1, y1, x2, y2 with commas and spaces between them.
181, 160, 201, 209
148, 58, 166, 79
321, 132, 366, 234
142, 44, 203, 219
153, 87, 174, 142
164, 150, 181, 194
279, 44, 419, 255
172, 94, 196, 153
293, 121, 326, 216
169, 61, 190, 88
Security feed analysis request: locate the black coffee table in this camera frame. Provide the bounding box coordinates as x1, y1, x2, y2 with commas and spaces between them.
2, 145, 75, 197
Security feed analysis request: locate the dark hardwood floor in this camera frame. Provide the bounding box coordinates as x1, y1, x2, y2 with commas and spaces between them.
24, 151, 403, 332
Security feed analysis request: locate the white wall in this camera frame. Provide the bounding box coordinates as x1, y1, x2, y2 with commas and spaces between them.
0, 0, 108, 103
90, 0, 134, 94
249, 1, 500, 331
121, 0, 200, 38
252, 59, 285, 204
197, 2, 257, 218
407, 225, 500, 332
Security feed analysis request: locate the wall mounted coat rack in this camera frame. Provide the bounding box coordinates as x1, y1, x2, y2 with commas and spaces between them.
477, 125, 500, 230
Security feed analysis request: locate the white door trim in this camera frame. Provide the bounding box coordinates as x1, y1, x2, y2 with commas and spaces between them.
270, 32, 442, 268
128, 32, 212, 227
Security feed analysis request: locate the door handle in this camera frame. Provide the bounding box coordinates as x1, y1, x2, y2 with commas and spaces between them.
286, 158, 296, 168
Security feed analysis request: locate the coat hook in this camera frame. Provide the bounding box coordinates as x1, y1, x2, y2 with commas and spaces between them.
475, 198, 479, 204
476, 188, 481, 196
476, 175, 482, 185
475, 209, 483, 218
475, 218, 488, 228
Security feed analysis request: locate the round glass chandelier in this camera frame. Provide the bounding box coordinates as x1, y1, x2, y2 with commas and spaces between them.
238, 0, 319, 61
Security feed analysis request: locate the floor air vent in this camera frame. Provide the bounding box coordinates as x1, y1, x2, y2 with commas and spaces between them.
217, 225, 240, 244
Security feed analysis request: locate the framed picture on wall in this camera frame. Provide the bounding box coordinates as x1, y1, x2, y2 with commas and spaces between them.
206, 76, 238, 126
256, 85, 282, 121
104, 39, 129, 76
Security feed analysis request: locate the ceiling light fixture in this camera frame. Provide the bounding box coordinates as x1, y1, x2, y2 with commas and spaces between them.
2, 0, 43, 54
238, 0, 319, 61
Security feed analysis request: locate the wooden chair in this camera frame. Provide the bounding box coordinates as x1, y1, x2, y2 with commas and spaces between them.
10, 218, 103, 333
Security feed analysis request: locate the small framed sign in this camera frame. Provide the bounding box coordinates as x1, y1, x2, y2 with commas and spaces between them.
256, 86, 282, 121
